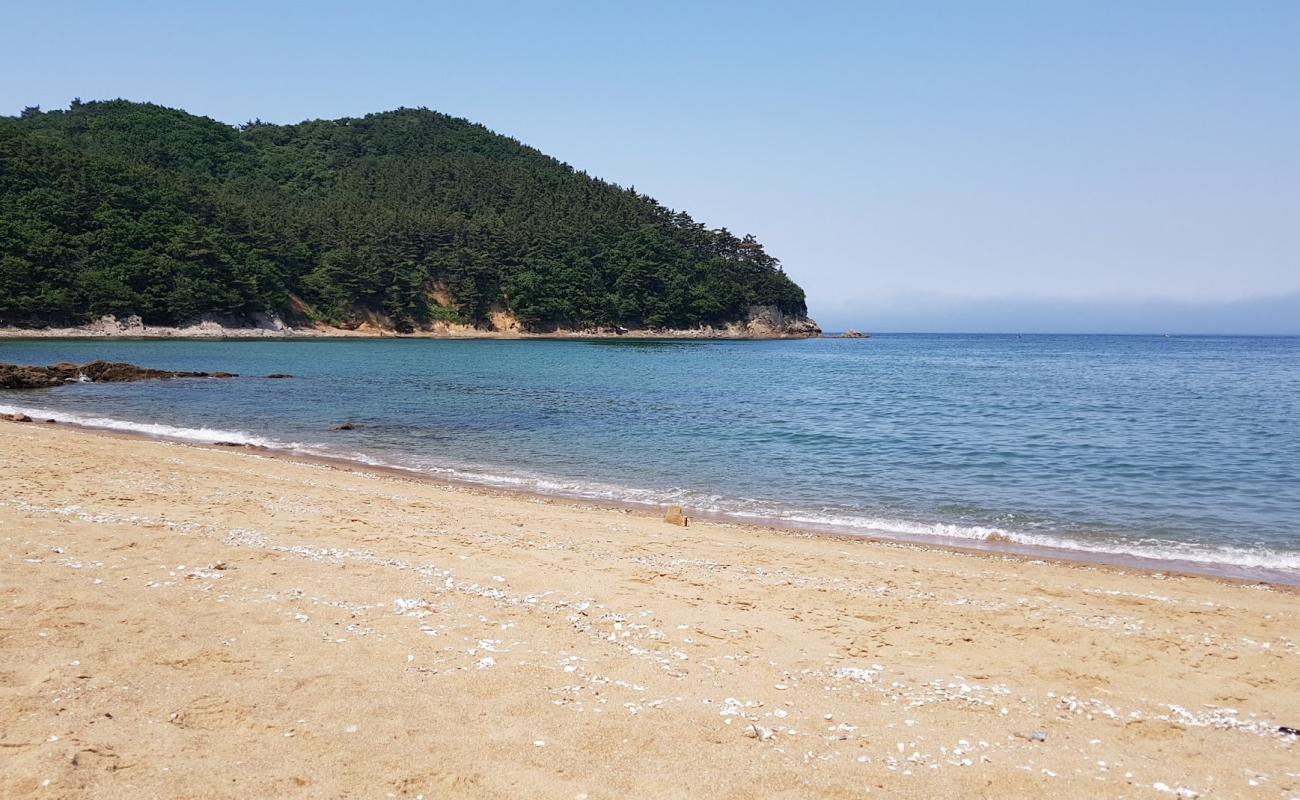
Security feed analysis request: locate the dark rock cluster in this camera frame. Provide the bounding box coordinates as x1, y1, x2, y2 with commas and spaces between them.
0, 360, 238, 389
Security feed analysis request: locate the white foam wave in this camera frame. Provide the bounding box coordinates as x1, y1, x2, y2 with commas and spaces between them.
0, 403, 307, 450
6, 402, 1297, 578
766, 510, 1300, 573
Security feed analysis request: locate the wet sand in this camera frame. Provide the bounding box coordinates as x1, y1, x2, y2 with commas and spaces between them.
1, 421, 1297, 798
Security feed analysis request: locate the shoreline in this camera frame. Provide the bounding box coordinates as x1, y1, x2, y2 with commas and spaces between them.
0, 330, 823, 341
2, 408, 1296, 589
1, 419, 1297, 798
0, 311, 823, 341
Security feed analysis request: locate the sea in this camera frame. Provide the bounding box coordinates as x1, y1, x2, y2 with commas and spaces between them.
3, 334, 1298, 583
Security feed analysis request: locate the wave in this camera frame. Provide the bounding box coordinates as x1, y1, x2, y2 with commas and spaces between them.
763, 510, 1300, 574
5, 401, 1298, 579
0, 402, 308, 450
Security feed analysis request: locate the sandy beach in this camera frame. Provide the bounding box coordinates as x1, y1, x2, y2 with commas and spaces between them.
1, 421, 1297, 798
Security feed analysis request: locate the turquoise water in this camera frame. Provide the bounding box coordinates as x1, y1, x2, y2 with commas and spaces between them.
3, 335, 1298, 580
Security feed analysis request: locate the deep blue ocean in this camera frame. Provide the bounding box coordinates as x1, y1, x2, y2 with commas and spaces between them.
3, 335, 1298, 580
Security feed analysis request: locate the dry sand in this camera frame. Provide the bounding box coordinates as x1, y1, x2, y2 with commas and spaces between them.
1, 421, 1297, 798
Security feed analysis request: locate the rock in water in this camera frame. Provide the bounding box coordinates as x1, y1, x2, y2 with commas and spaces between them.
333, 422, 357, 431
840, 329, 868, 338
0, 360, 239, 389
0, 365, 64, 389
664, 506, 689, 527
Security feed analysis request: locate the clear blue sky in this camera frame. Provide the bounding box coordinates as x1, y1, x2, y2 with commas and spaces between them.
5, 1, 1298, 333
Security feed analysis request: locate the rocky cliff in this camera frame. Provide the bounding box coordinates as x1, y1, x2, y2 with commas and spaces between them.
1, 305, 819, 340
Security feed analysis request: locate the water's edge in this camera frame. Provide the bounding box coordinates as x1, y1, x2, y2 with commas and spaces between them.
4, 401, 1296, 587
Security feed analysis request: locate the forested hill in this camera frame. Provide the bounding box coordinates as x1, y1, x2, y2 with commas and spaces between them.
0, 100, 813, 333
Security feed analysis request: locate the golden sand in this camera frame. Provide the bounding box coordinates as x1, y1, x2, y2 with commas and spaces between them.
1, 422, 1297, 798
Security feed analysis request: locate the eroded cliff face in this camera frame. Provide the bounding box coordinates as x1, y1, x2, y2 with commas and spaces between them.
1, 308, 821, 340
741, 305, 822, 338
480, 305, 821, 339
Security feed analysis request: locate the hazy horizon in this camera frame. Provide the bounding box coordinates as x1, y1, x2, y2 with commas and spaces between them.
5, 2, 1297, 334
814, 289, 1300, 335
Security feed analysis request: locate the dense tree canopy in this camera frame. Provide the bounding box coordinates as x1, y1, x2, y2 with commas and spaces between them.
0, 100, 809, 331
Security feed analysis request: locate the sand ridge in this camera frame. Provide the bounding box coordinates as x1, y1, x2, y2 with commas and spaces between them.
1, 422, 1297, 798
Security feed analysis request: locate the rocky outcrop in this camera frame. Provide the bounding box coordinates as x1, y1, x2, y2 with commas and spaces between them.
0, 361, 238, 390
1, 313, 295, 339
1, 309, 823, 341
741, 306, 822, 338
840, 329, 868, 339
